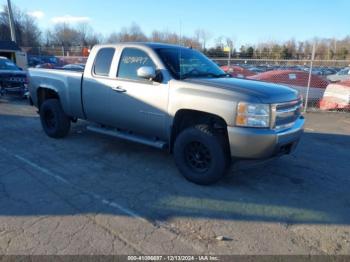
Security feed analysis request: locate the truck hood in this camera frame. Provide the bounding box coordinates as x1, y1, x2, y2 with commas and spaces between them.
0, 70, 27, 77
185, 77, 299, 103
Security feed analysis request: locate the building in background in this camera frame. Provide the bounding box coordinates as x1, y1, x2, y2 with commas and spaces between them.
0, 41, 28, 69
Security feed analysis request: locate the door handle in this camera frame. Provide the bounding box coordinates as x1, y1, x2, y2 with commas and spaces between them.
112, 86, 127, 93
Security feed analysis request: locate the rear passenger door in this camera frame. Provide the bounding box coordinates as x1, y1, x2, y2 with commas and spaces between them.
82, 47, 117, 124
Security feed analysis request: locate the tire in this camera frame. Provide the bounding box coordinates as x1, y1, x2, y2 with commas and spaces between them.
174, 125, 230, 185
40, 99, 71, 138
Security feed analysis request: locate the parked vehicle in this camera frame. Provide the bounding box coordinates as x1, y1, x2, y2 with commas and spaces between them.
320, 80, 350, 110
62, 64, 85, 72
35, 63, 56, 69
248, 70, 329, 103
246, 66, 266, 73
29, 43, 304, 185
0, 56, 28, 97
28, 56, 42, 68
327, 67, 350, 82
221, 65, 256, 78
28, 56, 60, 68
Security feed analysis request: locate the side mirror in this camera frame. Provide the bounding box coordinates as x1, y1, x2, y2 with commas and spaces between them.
137, 66, 156, 80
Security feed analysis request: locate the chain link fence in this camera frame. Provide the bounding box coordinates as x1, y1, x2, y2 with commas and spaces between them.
24, 46, 89, 68
212, 57, 350, 113
25, 46, 350, 113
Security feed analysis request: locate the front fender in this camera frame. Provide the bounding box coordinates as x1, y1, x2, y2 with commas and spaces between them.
168, 85, 236, 127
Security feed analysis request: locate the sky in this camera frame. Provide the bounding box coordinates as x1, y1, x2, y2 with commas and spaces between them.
2, 0, 350, 47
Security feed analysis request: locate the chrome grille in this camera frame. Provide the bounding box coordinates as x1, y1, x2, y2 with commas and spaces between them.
7, 77, 25, 82
272, 99, 302, 130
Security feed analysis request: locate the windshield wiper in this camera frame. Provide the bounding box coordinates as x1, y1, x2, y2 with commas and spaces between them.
181, 72, 231, 80
181, 72, 210, 80
212, 73, 231, 78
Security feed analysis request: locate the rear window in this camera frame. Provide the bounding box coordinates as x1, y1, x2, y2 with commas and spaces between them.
93, 48, 115, 77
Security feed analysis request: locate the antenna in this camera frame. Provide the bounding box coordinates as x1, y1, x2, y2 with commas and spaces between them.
179, 20, 182, 46
179, 20, 182, 79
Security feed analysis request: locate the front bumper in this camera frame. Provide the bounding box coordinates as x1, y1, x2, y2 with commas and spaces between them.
227, 116, 305, 159
0, 84, 28, 96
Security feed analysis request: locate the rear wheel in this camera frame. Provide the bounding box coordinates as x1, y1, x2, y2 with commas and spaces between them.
40, 99, 71, 138
174, 125, 230, 185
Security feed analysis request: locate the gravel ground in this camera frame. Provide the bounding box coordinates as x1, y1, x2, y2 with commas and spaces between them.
0, 96, 349, 255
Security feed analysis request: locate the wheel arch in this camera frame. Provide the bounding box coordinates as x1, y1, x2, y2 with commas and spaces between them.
37, 87, 60, 110
170, 109, 229, 153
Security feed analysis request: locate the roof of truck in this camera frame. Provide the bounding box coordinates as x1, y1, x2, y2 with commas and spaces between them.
98, 42, 190, 50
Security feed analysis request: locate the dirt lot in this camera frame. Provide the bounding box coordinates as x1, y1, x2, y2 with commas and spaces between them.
0, 96, 350, 255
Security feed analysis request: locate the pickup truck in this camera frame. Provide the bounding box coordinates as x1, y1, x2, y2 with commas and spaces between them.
0, 56, 28, 97
29, 43, 304, 185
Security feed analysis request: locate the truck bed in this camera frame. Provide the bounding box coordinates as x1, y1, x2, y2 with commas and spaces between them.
28, 68, 85, 118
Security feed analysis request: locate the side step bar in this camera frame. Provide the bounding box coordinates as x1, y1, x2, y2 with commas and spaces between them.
87, 125, 168, 149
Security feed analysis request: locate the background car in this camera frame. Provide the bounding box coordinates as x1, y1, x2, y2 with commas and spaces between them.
327, 67, 350, 82
62, 63, 85, 72
0, 56, 28, 97
248, 70, 329, 102
220, 65, 256, 78
320, 80, 350, 110
35, 63, 56, 69
28, 55, 60, 68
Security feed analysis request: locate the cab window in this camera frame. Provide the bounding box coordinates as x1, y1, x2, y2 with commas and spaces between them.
93, 48, 115, 77
117, 48, 155, 81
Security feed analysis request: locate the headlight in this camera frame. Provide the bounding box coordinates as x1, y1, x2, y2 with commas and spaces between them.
235, 102, 270, 128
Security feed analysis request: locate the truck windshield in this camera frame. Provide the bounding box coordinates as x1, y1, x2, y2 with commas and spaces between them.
0, 59, 19, 71
155, 48, 227, 80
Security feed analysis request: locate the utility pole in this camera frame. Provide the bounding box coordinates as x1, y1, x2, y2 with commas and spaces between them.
226, 38, 233, 67
228, 48, 231, 67
304, 43, 316, 113
7, 0, 17, 43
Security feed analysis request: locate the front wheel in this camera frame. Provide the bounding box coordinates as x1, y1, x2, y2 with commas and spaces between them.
174, 125, 230, 185
40, 99, 71, 138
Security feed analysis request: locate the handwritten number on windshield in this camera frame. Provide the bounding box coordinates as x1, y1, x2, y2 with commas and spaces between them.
122, 56, 149, 65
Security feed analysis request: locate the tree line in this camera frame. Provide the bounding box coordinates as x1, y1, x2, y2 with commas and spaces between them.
0, 4, 349, 60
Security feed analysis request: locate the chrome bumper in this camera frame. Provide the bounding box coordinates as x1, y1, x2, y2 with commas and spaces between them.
227, 116, 305, 159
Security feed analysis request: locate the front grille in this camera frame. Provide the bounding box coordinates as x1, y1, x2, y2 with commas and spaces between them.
273, 99, 302, 130
1, 81, 25, 88
0, 75, 26, 88
5, 77, 26, 83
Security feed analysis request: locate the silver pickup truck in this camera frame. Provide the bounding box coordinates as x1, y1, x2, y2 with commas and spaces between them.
29, 43, 304, 185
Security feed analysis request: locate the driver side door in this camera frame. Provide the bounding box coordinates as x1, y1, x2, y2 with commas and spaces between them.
108, 47, 169, 140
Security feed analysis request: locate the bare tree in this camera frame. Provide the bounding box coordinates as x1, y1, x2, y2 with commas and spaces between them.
107, 32, 120, 43
151, 30, 164, 42
76, 23, 91, 45
111, 23, 147, 42
47, 23, 79, 47
2, 5, 349, 60
0, 4, 41, 46
76, 23, 102, 46
46, 22, 101, 48
195, 29, 212, 50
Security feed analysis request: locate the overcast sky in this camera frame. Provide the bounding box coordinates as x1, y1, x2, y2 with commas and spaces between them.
3, 0, 350, 47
